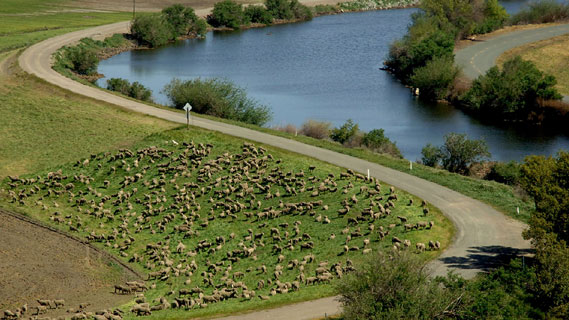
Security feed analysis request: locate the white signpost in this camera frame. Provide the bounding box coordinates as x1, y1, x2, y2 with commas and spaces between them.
183, 103, 192, 128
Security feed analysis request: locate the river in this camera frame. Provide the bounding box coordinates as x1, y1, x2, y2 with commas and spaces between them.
97, 0, 569, 161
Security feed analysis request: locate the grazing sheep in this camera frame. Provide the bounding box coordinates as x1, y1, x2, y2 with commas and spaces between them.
54, 299, 65, 308
416, 243, 426, 252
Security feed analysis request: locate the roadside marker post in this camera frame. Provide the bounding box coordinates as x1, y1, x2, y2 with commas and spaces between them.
410, 161, 413, 170
367, 169, 370, 180
183, 103, 192, 129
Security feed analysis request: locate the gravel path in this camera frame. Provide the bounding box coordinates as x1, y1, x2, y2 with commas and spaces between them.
18, 21, 531, 320
455, 23, 569, 102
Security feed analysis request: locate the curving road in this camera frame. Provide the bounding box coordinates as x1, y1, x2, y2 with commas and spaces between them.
455, 23, 569, 102
18, 22, 531, 320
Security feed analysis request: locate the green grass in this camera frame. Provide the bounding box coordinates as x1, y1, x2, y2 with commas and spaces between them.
0, 61, 177, 178
1, 127, 453, 319
0, 0, 68, 14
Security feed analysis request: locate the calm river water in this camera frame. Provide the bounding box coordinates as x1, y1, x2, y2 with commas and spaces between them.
97, 0, 569, 161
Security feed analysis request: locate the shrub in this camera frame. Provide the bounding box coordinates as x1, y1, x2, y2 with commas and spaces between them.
106, 78, 153, 102
208, 0, 245, 29
336, 252, 460, 320
410, 55, 460, 101
511, 0, 569, 25
162, 78, 272, 126
330, 119, 359, 145
289, 0, 313, 21
265, 0, 294, 20
106, 78, 131, 95
462, 56, 562, 121
162, 4, 206, 37
421, 143, 442, 167
66, 46, 99, 75
273, 123, 297, 135
440, 132, 490, 174
244, 5, 274, 24
131, 14, 174, 47
362, 129, 401, 157
129, 82, 153, 102
474, 0, 509, 34
300, 120, 331, 139
486, 161, 521, 185
312, 4, 339, 15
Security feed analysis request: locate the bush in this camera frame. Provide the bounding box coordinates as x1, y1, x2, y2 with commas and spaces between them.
511, 0, 569, 25
300, 120, 331, 139
474, 0, 509, 34
422, 133, 490, 174
129, 82, 153, 102
289, 0, 313, 21
162, 4, 205, 37
66, 46, 99, 75
410, 55, 460, 101
421, 143, 443, 167
312, 4, 339, 15
330, 119, 359, 145
265, 0, 294, 20
131, 14, 174, 47
362, 129, 401, 158
106, 78, 131, 95
462, 56, 562, 121
163, 78, 272, 126
273, 123, 297, 135
106, 78, 153, 102
486, 161, 521, 185
208, 0, 245, 29
336, 252, 460, 320
244, 5, 274, 24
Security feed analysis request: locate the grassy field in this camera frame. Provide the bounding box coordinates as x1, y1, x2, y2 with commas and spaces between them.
497, 33, 569, 96
0, 55, 176, 178
1, 127, 452, 318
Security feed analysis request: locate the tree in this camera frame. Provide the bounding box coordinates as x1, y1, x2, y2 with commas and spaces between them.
131, 14, 174, 47
209, 0, 245, 29
410, 55, 460, 101
67, 46, 98, 75
244, 5, 274, 25
362, 129, 401, 157
330, 119, 359, 145
421, 143, 442, 167
439, 133, 490, 174
336, 252, 460, 320
161, 4, 206, 38
463, 56, 562, 120
265, 0, 293, 20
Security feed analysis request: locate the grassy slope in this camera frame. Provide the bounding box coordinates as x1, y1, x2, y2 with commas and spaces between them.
497, 33, 569, 96
1, 127, 452, 319
0, 58, 177, 178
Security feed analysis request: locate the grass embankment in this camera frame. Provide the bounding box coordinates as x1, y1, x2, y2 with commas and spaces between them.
1, 127, 452, 318
497, 33, 569, 96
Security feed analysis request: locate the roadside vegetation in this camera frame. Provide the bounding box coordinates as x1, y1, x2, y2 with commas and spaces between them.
510, 0, 569, 25
1, 127, 452, 318
107, 78, 154, 102
163, 78, 273, 126
337, 150, 569, 319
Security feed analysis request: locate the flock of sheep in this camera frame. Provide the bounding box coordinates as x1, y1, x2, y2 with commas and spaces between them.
4, 139, 442, 318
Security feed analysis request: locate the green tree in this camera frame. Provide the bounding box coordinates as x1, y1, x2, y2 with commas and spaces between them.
244, 5, 274, 24
464, 56, 562, 120
163, 78, 272, 126
421, 143, 443, 167
131, 14, 174, 47
410, 55, 460, 100
330, 119, 359, 144
106, 78, 131, 95
209, 0, 245, 29
129, 81, 153, 102
439, 133, 490, 174
161, 4, 206, 38
66, 46, 98, 75
361, 129, 401, 157
336, 252, 461, 320
265, 0, 293, 20
289, 0, 313, 21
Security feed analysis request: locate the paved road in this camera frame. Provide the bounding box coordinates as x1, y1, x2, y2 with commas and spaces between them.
18, 22, 531, 320
455, 23, 569, 102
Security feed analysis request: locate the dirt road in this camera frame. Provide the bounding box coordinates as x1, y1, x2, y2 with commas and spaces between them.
18, 21, 532, 319
455, 23, 569, 102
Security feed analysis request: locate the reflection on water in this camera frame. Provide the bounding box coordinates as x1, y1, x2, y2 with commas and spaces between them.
97, 1, 569, 161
